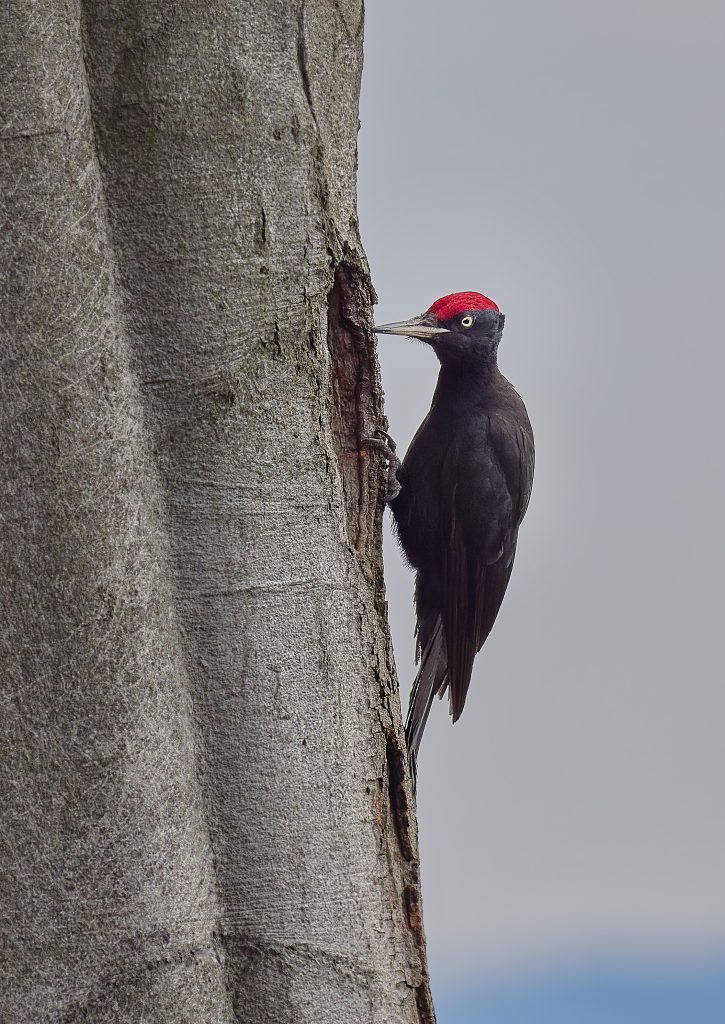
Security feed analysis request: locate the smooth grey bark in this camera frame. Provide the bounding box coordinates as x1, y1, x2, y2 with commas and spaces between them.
1, 3, 434, 1022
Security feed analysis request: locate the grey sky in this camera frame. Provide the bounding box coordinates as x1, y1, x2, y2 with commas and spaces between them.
359, 0, 725, 982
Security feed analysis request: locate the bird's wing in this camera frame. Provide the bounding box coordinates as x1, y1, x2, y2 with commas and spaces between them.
440, 414, 534, 721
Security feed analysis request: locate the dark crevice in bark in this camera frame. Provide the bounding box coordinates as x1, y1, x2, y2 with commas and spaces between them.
415, 979, 437, 1024
383, 731, 435, 1024
326, 259, 383, 559
385, 733, 414, 862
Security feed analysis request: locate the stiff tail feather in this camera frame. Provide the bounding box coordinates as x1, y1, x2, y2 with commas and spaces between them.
405, 616, 447, 783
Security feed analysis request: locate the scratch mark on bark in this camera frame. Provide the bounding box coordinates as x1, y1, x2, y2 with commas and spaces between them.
296, 2, 319, 131
194, 577, 319, 598
0, 125, 64, 142
329, 0, 362, 41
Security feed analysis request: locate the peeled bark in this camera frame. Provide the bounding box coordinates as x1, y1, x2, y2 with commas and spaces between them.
1, 2, 434, 1022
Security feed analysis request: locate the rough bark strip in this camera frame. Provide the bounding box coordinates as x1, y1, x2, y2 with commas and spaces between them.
327, 262, 436, 1022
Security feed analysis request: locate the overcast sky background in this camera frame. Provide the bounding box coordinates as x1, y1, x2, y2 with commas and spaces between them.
358, 0, 725, 1013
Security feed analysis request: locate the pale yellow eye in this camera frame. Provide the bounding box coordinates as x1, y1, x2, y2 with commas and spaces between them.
461, 314, 474, 328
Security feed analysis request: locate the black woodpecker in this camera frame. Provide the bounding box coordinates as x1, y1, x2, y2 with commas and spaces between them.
374, 291, 534, 778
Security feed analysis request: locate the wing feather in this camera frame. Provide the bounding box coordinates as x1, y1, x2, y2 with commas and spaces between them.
438, 413, 533, 723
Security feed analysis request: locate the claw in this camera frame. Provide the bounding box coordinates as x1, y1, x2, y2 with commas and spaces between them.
383, 475, 402, 502
361, 429, 402, 503
371, 428, 397, 453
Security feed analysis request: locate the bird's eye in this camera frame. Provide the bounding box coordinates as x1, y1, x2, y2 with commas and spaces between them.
460, 314, 474, 329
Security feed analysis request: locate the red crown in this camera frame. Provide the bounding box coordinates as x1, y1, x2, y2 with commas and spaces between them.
427, 291, 499, 321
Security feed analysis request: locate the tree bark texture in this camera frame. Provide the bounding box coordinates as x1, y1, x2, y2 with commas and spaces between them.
1, 3, 434, 1022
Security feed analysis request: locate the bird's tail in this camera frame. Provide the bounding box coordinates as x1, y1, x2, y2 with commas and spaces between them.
405, 616, 447, 784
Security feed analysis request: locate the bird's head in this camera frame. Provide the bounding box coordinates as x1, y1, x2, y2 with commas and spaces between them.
374, 291, 504, 366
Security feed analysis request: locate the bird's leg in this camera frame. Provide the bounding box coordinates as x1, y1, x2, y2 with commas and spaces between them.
361, 428, 402, 502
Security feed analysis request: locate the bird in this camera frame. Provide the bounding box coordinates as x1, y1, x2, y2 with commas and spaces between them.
374, 291, 534, 779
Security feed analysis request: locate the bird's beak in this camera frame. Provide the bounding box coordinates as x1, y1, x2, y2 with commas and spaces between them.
373, 313, 448, 340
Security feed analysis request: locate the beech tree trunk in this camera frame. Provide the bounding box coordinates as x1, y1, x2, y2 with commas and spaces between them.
1, 3, 434, 1021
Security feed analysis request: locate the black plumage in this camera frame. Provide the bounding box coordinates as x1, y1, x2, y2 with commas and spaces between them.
375, 293, 534, 777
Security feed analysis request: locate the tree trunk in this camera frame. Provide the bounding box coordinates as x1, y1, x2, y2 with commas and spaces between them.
1, 2, 434, 1022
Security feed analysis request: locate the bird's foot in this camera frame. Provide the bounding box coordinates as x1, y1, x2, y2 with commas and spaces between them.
361, 428, 401, 502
